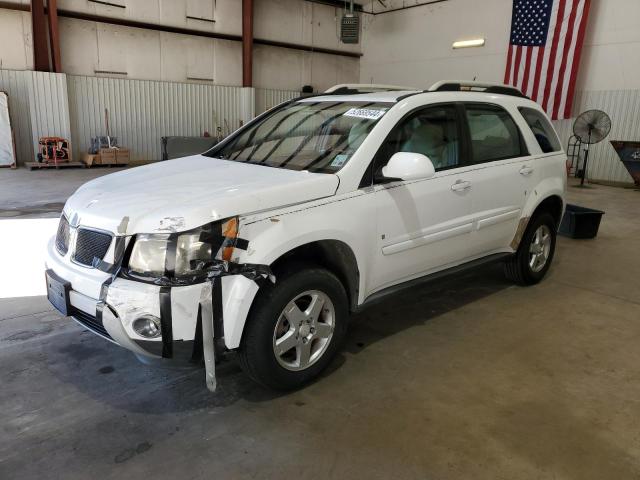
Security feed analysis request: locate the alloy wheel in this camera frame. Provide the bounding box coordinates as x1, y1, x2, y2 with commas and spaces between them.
529, 224, 552, 273
272, 290, 335, 371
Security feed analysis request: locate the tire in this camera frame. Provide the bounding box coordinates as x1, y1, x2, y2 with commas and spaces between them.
504, 212, 557, 285
237, 264, 349, 390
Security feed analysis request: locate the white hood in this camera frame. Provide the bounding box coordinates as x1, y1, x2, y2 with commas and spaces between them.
64, 155, 339, 234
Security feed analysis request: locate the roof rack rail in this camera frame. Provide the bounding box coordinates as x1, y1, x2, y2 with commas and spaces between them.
428, 80, 529, 99
324, 83, 417, 95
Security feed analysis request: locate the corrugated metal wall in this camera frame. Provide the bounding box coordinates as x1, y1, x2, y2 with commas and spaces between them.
1, 70, 291, 165
1, 70, 72, 164
553, 89, 640, 185
0, 70, 34, 164
67, 76, 248, 161
25, 71, 71, 158
9, 68, 637, 182
255, 87, 299, 114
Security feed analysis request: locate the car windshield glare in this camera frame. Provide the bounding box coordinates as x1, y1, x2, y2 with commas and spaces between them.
207, 101, 393, 173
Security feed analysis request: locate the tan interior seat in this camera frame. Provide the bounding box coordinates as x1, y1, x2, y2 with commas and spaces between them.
401, 123, 448, 168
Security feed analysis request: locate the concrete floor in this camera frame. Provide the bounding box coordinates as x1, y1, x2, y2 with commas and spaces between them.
0, 167, 117, 218
1, 168, 639, 479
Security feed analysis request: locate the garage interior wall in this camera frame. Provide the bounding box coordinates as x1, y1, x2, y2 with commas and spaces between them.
360, 0, 640, 185
0, 0, 360, 91
0, 69, 302, 164
0, 0, 360, 164
2, 0, 640, 181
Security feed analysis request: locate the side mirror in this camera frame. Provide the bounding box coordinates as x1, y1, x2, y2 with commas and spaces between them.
382, 152, 436, 181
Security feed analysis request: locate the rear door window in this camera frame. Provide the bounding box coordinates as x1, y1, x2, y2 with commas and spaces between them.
518, 107, 562, 153
465, 104, 526, 163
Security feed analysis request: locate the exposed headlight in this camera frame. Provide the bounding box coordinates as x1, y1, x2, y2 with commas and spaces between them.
126, 218, 239, 282
128, 234, 169, 276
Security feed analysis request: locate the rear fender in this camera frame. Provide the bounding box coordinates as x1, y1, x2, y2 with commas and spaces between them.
512, 174, 565, 250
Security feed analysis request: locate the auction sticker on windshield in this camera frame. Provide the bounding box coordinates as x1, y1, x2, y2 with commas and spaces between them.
343, 108, 387, 120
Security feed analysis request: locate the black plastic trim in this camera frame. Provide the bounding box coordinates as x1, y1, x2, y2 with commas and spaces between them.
433, 82, 529, 99
355, 253, 511, 312
159, 286, 173, 358
212, 279, 224, 340
70, 307, 112, 340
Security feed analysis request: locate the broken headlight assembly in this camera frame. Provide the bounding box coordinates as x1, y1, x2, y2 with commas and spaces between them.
123, 217, 239, 285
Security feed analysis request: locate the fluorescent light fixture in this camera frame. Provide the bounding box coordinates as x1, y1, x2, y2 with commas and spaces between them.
452, 38, 486, 49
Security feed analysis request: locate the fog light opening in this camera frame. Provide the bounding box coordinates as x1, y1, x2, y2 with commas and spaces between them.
133, 315, 162, 338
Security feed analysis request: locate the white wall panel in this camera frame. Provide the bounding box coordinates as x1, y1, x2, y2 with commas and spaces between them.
253, 44, 359, 93
2, 0, 359, 90
360, 0, 508, 88
0, 69, 34, 164
25, 72, 72, 161
66, 75, 248, 161
255, 87, 299, 114
553, 90, 640, 185
0, 9, 33, 71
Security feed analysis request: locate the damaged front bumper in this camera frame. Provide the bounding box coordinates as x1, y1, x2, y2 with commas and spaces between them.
45, 236, 271, 392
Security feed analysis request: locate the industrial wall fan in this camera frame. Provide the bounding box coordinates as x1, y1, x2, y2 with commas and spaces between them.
573, 109, 612, 186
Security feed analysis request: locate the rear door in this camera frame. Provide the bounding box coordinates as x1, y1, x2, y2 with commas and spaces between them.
461, 103, 537, 257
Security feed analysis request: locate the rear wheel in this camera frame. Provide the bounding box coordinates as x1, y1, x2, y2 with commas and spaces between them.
504, 213, 557, 285
237, 265, 348, 390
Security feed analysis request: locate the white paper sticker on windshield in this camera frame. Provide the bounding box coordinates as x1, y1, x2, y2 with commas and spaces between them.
343, 108, 387, 120
330, 154, 349, 168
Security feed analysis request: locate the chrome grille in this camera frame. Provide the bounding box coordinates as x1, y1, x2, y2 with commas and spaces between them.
73, 228, 113, 267
55, 215, 70, 255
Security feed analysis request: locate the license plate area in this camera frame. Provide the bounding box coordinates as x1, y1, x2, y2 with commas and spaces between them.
46, 269, 71, 316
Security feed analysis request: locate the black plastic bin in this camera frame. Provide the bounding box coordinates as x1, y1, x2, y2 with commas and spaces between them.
559, 204, 605, 239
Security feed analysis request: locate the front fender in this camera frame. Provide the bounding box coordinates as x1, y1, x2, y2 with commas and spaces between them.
223, 194, 374, 349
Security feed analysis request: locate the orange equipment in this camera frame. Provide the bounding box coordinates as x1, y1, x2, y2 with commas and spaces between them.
37, 137, 71, 165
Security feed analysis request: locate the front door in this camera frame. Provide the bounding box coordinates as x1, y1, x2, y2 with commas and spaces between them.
367, 104, 474, 295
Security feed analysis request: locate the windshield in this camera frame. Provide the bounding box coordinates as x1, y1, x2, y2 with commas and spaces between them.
207, 101, 393, 173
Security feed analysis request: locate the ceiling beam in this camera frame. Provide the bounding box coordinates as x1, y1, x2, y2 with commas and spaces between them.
47, 0, 62, 72
242, 0, 253, 87
30, 0, 50, 71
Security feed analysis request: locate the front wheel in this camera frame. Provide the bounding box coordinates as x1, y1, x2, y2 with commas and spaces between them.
237, 265, 348, 390
504, 213, 557, 285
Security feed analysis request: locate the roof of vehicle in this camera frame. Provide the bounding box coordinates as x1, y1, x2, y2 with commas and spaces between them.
296, 81, 532, 105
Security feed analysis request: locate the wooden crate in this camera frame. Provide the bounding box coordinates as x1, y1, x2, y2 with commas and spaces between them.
82, 147, 130, 168
99, 148, 117, 163
115, 148, 130, 164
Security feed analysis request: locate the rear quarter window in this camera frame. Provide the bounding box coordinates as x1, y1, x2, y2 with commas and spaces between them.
518, 107, 562, 153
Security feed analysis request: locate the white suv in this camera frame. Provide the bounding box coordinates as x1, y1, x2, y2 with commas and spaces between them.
45, 81, 566, 391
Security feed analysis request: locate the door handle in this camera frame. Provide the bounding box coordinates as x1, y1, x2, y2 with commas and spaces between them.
520, 166, 534, 176
451, 180, 471, 192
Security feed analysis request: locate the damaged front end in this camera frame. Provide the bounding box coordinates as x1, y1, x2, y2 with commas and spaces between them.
48, 214, 274, 392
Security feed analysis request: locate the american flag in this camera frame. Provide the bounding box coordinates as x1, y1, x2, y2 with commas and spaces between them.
504, 0, 592, 120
